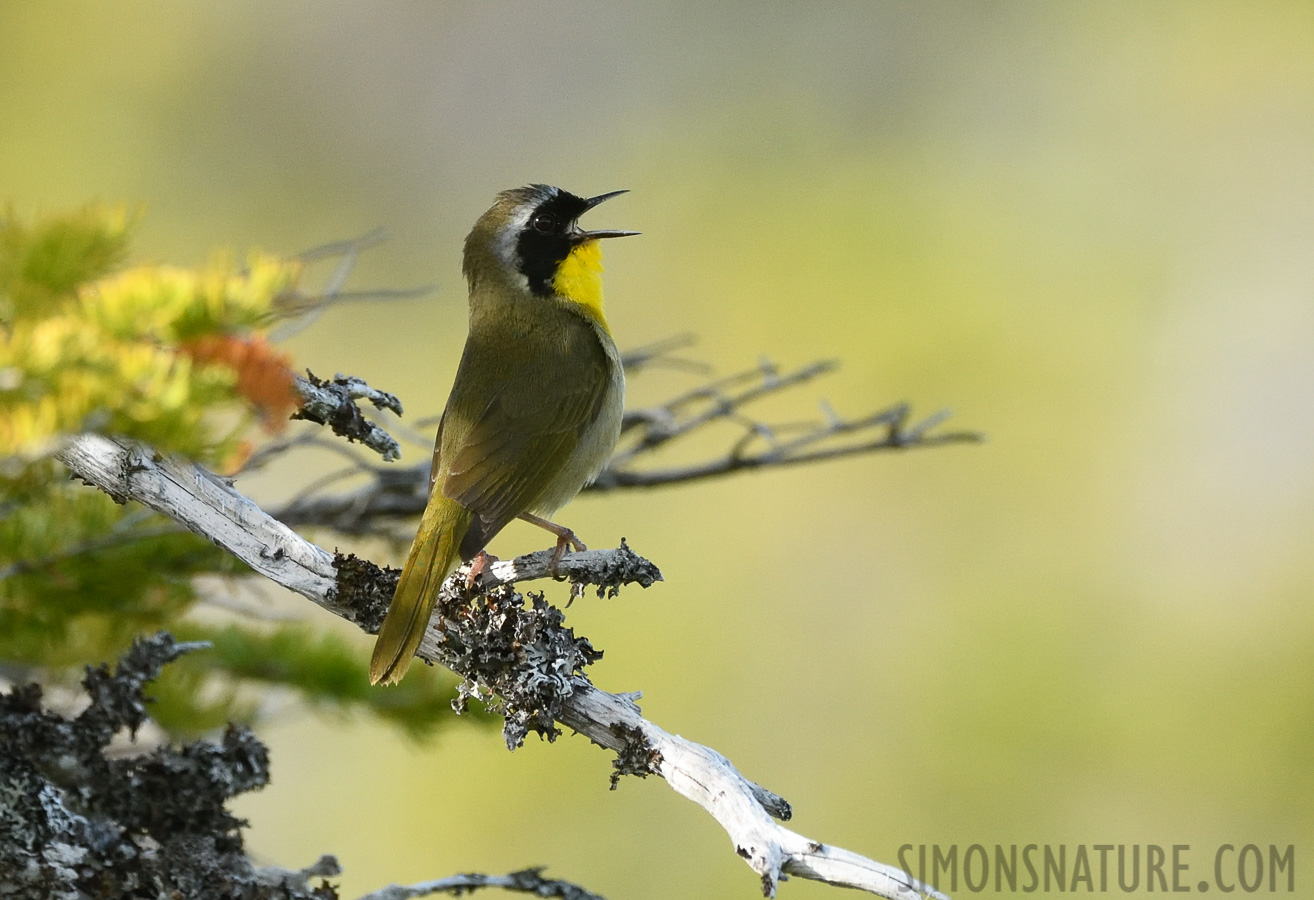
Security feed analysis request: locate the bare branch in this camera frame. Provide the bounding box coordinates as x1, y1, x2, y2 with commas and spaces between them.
612, 358, 838, 463
467, 543, 663, 596
355, 867, 604, 900
56, 434, 338, 604
272, 462, 429, 534
592, 403, 981, 492
271, 402, 979, 533
270, 229, 435, 342
0, 513, 181, 582
268, 345, 980, 533
291, 371, 405, 462
54, 433, 946, 900
238, 430, 379, 476
618, 332, 707, 374
295, 228, 392, 264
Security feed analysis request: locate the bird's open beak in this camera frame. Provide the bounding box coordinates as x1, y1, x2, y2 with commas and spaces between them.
573, 190, 640, 243
583, 189, 628, 210
576, 229, 640, 242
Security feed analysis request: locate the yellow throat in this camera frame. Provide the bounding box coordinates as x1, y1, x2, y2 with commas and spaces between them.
552, 240, 608, 328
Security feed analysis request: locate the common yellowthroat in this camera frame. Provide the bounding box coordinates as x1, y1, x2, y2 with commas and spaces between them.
369, 185, 635, 685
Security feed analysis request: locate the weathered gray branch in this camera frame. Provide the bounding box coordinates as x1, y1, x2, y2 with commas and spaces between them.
355, 867, 604, 900
292, 371, 405, 462
591, 402, 977, 491
272, 398, 980, 535
54, 433, 946, 900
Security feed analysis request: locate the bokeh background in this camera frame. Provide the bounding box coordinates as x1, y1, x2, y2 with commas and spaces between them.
4, 2, 1313, 897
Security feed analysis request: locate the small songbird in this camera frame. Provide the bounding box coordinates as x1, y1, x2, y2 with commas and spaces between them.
369, 185, 635, 685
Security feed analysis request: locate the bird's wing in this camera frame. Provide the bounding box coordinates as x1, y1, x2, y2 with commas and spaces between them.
433, 324, 612, 550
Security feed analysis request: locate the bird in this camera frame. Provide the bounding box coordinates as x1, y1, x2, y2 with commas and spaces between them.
369, 184, 635, 685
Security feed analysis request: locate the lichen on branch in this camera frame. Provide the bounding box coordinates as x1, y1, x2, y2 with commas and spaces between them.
0, 633, 322, 900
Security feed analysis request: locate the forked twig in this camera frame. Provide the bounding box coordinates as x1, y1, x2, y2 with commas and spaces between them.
270, 229, 434, 342
272, 349, 980, 533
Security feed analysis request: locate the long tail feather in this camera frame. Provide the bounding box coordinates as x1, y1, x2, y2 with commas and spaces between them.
370, 495, 472, 685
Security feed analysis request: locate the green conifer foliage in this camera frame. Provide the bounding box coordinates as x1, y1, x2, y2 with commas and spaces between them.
1, 207, 463, 738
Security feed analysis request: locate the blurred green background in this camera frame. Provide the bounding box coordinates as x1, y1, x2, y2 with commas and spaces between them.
4, 2, 1313, 897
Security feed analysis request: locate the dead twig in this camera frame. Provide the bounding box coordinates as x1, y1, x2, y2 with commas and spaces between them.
271, 351, 979, 533
291, 371, 405, 462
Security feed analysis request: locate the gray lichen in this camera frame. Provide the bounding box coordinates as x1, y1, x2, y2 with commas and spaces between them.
578, 538, 663, 598
0, 633, 338, 900
439, 586, 603, 750
292, 371, 404, 462
331, 544, 663, 751
605, 723, 662, 789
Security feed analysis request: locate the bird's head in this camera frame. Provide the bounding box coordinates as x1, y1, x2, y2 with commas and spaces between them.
464, 185, 636, 314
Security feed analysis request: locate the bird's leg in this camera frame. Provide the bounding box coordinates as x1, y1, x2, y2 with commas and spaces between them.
464, 549, 498, 590
518, 512, 586, 575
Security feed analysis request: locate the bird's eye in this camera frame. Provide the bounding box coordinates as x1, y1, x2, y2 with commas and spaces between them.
531, 213, 556, 234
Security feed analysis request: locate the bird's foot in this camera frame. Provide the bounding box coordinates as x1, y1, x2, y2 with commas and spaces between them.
548, 529, 587, 577
518, 512, 586, 576
465, 549, 499, 591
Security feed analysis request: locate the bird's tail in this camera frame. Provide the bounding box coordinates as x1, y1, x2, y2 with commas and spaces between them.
370, 493, 473, 685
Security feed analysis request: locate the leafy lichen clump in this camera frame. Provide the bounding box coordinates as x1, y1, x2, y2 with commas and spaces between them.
439, 585, 603, 750
0, 633, 338, 900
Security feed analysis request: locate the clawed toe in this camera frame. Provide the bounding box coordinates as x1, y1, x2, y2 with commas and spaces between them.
465, 549, 498, 590
548, 530, 586, 577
